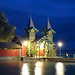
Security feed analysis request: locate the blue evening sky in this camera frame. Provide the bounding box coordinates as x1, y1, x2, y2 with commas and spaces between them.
0, 0, 75, 50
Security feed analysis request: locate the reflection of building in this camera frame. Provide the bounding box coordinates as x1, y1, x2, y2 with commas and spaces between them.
24, 16, 56, 57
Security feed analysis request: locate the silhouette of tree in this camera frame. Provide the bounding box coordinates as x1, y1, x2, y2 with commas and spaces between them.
0, 12, 16, 42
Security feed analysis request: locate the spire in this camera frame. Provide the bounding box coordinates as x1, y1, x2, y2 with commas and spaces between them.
24, 15, 38, 32
29, 15, 34, 28
46, 17, 51, 30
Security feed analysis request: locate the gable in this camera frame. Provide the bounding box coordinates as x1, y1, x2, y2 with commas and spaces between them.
37, 36, 53, 44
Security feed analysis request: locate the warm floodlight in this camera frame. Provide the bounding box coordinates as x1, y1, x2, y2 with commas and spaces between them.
24, 41, 28, 46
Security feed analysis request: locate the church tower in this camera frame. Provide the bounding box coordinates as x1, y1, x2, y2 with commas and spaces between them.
42, 18, 56, 56
42, 18, 55, 42
24, 16, 38, 42
24, 16, 38, 56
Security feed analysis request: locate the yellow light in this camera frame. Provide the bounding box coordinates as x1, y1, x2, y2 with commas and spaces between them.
24, 41, 28, 46
35, 61, 41, 67
66, 53, 68, 56
58, 42, 62, 47
40, 43, 44, 50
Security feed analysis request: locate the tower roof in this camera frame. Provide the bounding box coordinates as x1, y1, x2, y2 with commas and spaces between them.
24, 15, 38, 32
42, 18, 56, 34
46, 18, 51, 31
43, 18, 52, 32
28, 15, 34, 29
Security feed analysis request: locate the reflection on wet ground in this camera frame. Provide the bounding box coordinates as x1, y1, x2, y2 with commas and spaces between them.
0, 61, 75, 75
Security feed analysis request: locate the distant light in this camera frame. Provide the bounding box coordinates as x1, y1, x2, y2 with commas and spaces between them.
58, 42, 62, 47
35, 61, 41, 67
24, 41, 28, 46
66, 53, 68, 56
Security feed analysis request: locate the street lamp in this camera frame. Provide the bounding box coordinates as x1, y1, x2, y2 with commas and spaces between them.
58, 42, 62, 56
24, 41, 28, 56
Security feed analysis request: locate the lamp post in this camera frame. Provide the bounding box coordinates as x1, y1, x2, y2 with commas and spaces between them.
58, 42, 62, 56
24, 41, 28, 56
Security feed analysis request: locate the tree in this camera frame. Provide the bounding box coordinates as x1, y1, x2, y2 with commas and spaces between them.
49, 50, 55, 56
0, 12, 16, 42
26, 47, 37, 57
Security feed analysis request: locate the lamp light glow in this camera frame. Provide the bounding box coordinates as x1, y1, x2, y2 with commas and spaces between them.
58, 42, 62, 47
24, 41, 28, 46
58, 42, 63, 56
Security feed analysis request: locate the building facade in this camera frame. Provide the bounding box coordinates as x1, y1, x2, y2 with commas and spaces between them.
24, 17, 56, 57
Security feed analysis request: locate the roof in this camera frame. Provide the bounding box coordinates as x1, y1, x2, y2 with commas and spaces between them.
29, 15, 34, 28
25, 15, 34, 30
24, 15, 38, 32
0, 42, 21, 49
46, 18, 51, 31
33, 35, 53, 44
43, 18, 51, 32
37, 36, 53, 43
12, 35, 26, 45
42, 18, 56, 33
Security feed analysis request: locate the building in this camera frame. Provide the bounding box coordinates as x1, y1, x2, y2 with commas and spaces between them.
0, 42, 21, 56
24, 16, 56, 57
0, 12, 56, 57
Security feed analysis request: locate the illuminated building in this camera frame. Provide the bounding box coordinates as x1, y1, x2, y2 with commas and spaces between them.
24, 16, 56, 57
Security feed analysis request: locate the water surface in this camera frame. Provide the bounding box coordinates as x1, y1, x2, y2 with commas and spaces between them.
0, 61, 75, 75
